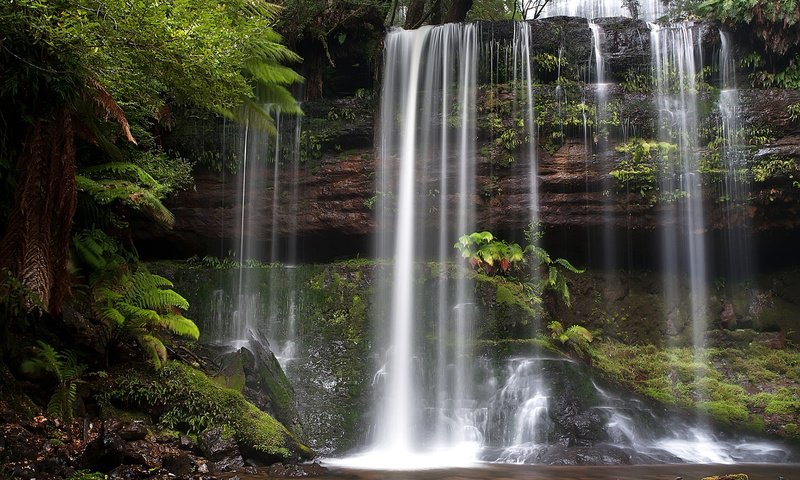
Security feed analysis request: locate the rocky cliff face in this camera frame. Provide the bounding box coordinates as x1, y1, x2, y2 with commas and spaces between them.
138, 17, 800, 262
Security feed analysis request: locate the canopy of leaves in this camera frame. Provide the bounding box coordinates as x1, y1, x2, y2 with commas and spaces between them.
0, 0, 300, 119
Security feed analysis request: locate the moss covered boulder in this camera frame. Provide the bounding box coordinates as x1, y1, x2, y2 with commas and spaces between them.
99, 361, 313, 465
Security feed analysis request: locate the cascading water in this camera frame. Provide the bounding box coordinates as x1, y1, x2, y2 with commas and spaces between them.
650, 22, 710, 367
718, 30, 753, 285
588, 21, 618, 273
213, 108, 302, 365
330, 12, 793, 470
337, 24, 481, 469
540, 0, 666, 21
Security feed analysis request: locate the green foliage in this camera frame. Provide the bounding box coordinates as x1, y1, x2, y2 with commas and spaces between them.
454, 231, 525, 274
66, 471, 107, 480
620, 69, 652, 93
73, 230, 198, 369
547, 320, 594, 357
100, 361, 310, 460
751, 156, 799, 185
76, 163, 175, 228
21, 342, 87, 423
1, 0, 301, 127
688, 0, 800, 56
591, 339, 800, 434
611, 139, 678, 201
789, 103, 800, 123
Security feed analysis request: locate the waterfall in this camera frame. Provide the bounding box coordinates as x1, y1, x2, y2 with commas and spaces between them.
339, 24, 480, 468
650, 23, 709, 359
216, 107, 302, 364
589, 21, 618, 274
718, 30, 753, 287
540, 0, 667, 21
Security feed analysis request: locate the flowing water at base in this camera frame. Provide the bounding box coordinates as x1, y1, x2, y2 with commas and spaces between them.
235, 463, 800, 480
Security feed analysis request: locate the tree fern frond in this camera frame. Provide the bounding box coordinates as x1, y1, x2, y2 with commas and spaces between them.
95, 304, 126, 326
116, 301, 160, 323
249, 36, 303, 63
554, 258, 584, 274
250, 84, 304, 115
145, 274, 174, 289
77, 176, 175, 228
244, 60, 304, 86
240, 0, 282, 18
131, 190, 175, 228
159, 313, 200, 340
86, 78, 137, 145
80, 162, 160, 188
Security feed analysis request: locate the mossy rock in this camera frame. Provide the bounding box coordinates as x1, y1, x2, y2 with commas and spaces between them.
99, 361, 313, 464
701, 475, 748, 480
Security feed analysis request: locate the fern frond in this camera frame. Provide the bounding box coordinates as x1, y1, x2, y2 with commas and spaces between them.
116, 301, 160, 323
250, 84, 304, 115
86, 78, 137, 145
554, 258, 584, 274
21, 341, 62, 380
126, 272, 188, 310
47, 383, 77, 422
245, 61, 304, 86
76, 176, 175, 228
97, 305, 126, 326
159, 313, 200, 340
249, 36, 303, 63
80, 162, 160, 188
565, 325, 593, 343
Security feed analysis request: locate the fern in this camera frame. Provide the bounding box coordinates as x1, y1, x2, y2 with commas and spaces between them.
21, 341, 87, 422
72, 230, 200, 369
77, 177, 174, 229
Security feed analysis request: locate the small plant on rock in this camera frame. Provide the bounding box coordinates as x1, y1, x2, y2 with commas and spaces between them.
548, 320, 594, 357
21, 341, 87, 422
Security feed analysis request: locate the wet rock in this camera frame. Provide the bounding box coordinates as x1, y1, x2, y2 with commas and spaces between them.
178, 434, 195, 451
0, 424, 40, 462
118, 420, 149, 441
200, 427, 244, 472
721, 302, 737, 329
162, 452, 196, 476
240, 331, 305, 439
594, 17, 651, 77
267, 462, 328, 477
701, 475, 748, 480
108, 464, 151, 479
537, 443, 632, 465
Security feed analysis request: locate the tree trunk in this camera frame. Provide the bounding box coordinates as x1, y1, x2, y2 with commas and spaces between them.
403, 0, 427, 29
0, 107, 77, 314
444, 0, 473, 23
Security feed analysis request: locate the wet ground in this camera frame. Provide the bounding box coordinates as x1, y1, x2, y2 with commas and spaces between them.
237, 463, 800, 480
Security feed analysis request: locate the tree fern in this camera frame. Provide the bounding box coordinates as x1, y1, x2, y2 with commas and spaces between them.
72, 230, 199, 369
76, 175, 175, 228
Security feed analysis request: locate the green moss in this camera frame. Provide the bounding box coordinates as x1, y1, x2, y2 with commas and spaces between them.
591, 339, 800, 437
66, 471, 108, 480
700, 475, 748, 480
99, 361, 312, 461
699, 401, 749, 425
